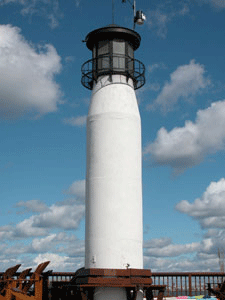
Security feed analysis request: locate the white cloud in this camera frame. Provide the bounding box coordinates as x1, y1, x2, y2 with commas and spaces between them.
147, 83, 161, 92
34, 253, 68, 269
0, 24, 62, 119
1, 228, 225, 272
65, 56, 75, 63
144, 100, 225, 172
147, 60, 210, 113
146, 242, 200, 257
74, 0, 81, 8
15, 218, 48, 237
144, 254, 219, 272
63, 116, 87, 127
33, 253, 84, 271
0, 0, 64, 29
210, 0, 225, 8
176, 178, 225, 229
29, 204, 85, 230
144, 237, 172, 249
143, 236, 222, 272
144, 238, 200, 257
0, 225, 14, 240
147, 4, 190, 38
65, 180, 85, 202
31, 234, 57, 252
147, 9, 170, 38
148, 62, 167, 73
2, 202, 85, 238
16, 200, 48, 214
63, 241, 84, 258
199, 0, 225, 9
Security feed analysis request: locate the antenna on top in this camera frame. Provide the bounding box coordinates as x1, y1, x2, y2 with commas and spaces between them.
112, 0, 115, 24
122, 0, 146, 30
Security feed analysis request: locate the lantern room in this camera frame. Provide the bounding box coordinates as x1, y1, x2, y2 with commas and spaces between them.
81, 24, 145, 90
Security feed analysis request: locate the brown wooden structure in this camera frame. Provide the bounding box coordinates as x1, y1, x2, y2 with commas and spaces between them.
65, 267, 166, 300
0, 262, 50, 300
1, 264, 225, 299
0, 264, 166, 300
47, 271, 225, 298
208, 280, 225, 300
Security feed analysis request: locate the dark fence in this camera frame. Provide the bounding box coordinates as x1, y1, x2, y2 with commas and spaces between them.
1, 271, 225, 298
46, 272, 225, 298
151, 272, 225, 297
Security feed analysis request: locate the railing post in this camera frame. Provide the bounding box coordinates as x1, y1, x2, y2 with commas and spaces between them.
189, 273, 192, 297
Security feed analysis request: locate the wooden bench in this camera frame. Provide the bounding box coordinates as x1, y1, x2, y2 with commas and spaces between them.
0, 261, 50, 300
208, 281, 225, 300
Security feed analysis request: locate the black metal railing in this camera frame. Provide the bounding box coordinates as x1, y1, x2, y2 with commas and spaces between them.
81, 54, 145, 90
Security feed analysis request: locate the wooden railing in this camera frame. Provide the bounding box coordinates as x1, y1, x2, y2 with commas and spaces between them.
1, 271, 225, 298
46, 272, 225, 298
151, 272, 225, 297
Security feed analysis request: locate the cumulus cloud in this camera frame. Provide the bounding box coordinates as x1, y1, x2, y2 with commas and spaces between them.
31, 234, 57, 252
142, 235, 224, 272
34, 253, 68, 270
144, 100, 225, 173
16, 200, 48, 214
1, 229, 225, 272
33, 253, 84, 271
1, 202, 85, 239
0, 0, 64, 29
0, 178, 86, 271
0, 226, 14, 240
63, 116, 87, 127
147, 60, 210, 113
15, 218, 48, 237
147, 3, 190, 38
148, 62, 167, 73
144, 254, 219, 272
144, 237, 200, 257
176, 178, 225, 229
0, 24, 62, 119
74, 0, 81, 8
22, 204, 84, 232
198, 0, 225, 9
210, 0, 225, 8
65, 180, 85, 202
144, 237, 172, 249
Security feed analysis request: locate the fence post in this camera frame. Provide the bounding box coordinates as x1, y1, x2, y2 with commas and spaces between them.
189, 273, 192, 297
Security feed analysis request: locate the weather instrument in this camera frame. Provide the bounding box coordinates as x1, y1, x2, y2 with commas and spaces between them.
122, 0, 146, 29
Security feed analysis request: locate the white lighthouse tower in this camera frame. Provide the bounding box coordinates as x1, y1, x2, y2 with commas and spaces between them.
81, 24, 145, 300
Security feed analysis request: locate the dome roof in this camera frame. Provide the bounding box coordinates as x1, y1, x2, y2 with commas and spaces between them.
85, 25, 141, 51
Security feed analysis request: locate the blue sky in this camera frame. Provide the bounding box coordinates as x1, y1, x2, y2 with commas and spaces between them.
0, 0, 225, 272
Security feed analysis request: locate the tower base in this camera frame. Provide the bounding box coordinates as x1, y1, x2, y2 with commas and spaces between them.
67, 268, 166, 300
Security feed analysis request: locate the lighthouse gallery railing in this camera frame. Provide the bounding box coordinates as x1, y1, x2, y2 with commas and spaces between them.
81, 54, 145, 90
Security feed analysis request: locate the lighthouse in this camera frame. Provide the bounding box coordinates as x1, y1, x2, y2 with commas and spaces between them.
81, 24, 145, 300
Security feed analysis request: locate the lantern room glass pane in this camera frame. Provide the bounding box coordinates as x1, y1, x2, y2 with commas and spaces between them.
128, 44, 134, 58
127, 58, 134, 76
97, 41, 110, 72
113, 40, 125, 70
127, 44, 134, 75
113, 56, 125, 70
93, 46, 96, 58
113, 40, 125, 55
98, 41, 109, 56
98, 56, 110, 71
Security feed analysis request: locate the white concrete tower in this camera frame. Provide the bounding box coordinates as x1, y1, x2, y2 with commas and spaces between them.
81, 24, 145, 300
